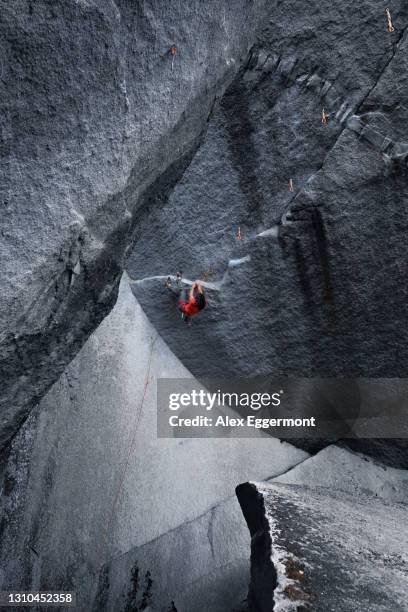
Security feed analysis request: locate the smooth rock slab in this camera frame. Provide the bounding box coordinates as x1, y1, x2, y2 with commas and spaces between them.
93, 494, 251, 612
0, 276, 307, 611
273, 444, 408, 503
97, 445, 408, 611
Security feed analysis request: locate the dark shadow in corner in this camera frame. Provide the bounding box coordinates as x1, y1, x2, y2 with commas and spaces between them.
221, 63, 265, 227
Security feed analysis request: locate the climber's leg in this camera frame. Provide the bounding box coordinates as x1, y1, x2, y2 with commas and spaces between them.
178, 286, 189, 307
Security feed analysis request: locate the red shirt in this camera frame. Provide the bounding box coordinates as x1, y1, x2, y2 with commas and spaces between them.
179, 295, 200, 317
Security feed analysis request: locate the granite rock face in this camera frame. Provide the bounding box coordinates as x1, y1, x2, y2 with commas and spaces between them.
2, 4, 408, 610
92, 494, 252, 612
237, 479, 408, 611
0, 0, 266, 447
129, 0, 408, 378
0, 277, 307, 611
3, 0, 408, 452
93, 443, 408, 611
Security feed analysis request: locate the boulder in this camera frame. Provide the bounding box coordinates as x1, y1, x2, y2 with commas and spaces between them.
236, 479, 408, 611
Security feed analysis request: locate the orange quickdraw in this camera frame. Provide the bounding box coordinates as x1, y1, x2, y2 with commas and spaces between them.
170, 45, 177, 69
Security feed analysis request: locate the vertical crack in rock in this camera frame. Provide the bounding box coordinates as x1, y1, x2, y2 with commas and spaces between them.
221, 54, 267, 227
357, 24, 408, 114
207, 506, 216, 560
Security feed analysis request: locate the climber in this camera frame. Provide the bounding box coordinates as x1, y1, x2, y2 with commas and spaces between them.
166, 275, 206, 324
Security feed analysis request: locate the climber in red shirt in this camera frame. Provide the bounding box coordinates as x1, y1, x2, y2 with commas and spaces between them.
166, 275, 206, 324
178, 281, 206, 319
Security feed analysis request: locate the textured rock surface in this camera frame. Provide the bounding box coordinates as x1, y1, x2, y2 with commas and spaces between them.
2, 3, 408, 610
94, 444, 408, 612
129, 0, 408, 378
273, 444, 408, 503
0, 277, 307, 610
0, 0, 266, 447
93, 494, 251, 612
237, 479, 408, 611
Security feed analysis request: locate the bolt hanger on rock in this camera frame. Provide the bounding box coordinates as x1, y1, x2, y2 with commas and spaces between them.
321, 108, 328, 124
289, 178, 294, 192
237, 226, 242, 240
385, 8, 395, 32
